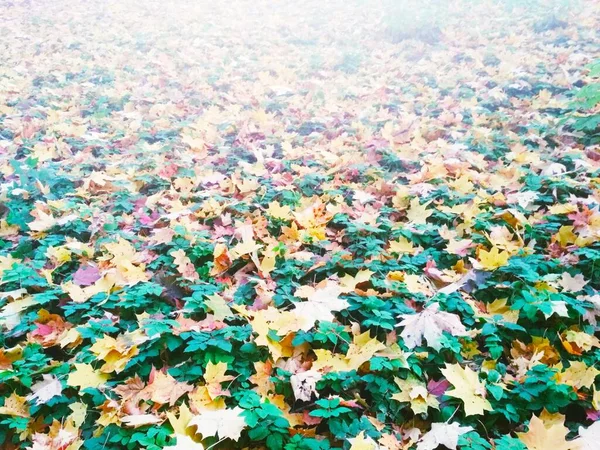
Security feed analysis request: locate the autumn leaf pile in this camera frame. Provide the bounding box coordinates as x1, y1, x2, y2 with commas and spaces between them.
1, 0, 600, 449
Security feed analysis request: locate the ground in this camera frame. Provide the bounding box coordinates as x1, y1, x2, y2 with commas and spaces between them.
0, 0, 600, 449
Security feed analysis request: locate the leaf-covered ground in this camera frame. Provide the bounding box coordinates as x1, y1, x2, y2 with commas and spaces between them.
1, 0, 600, 449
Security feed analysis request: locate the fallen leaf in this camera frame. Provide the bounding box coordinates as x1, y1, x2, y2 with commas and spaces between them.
0, 392, 30, 417
290, 370, 321, 402
441, 363, 493, 416
27, 374, 63, 405
416, 422, 473, 450
517, 411, 580, 450
398, 303, 468, 351
476, 246, 510, 271
67, 363, 110, 390
578, 421, 600, 450
189, 407, 247, 441
142, 369, 193, 406
348, 430, 379, 450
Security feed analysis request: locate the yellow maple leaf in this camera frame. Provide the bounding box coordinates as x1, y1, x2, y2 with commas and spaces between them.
312, 349, 351, 372
556, 361, 600, 389
68, 402, 87, 429
203, 362, 235, 400
340, 270, 374, 293
142, 370, 193, 406
406, 198, 433, 225
403, 274, 434, 296
189, 386, 227, 412
229, 238, 262, 260
28, 205, 57, 232
0, 219, 19, 237
90, 334, 138, 373
204, 294, 234, 321
388, 236, 418, 255
560, 329, 600, 355
248, 308, 296, 360
0, 392, 30, 417
392, 376, 439, 415
554, 226, 577, 247
346, 331, 386, 370
67, 363, 110, 390
441, 363, 492, 416
451, 175, 475, 194
167, 402, 195, 436
348, 431, 379, 450
477, 246, 510, 270
0, 255, 21, 280
517, 411, 580, 450
249, 361, 275, 398
266, 201, 292, 220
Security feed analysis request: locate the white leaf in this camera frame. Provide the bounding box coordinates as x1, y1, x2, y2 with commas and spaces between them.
189, 407, 247, 441
398, 303, 467, 351
169, 435, 205, 450
293, 281, 348, 331
121, 414, 162, 427
290, 370, 321, 402
27, 374, 62, 405
416, 422, 473, 450
579, 421, 600, 450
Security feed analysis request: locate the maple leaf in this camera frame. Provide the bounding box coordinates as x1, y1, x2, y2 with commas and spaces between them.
293, 280, 348, 331
290, 370, 322, 402
392, 376, 439, 415
312, 331, 386, 372
556, 361, 600, 389
558, 272, 588, 293
28, 204, 58, 232
142, 369, 193, 406
90, 334, 139, 373
171, 249, 199, 282
416, 422, 473, 450
170, 435, 205, 450
406, 198, 433, 224
28, 420, 80, 450
189, 407, 247, 441
340, 269, 374, 293
266, 201, 292, 220
517, 411, 580, 450
0, 294, 36, 330
579, 421, 600, 450
440, 363, 493, 416
121, 414, 162, 427
26, 374, 63, 405
68, 402, 87, 428
167, 402, 195, 436
398, 303, 468, 351
388, 236, 419, 255
67, 363, 110, 390
203, 361, 235, 400
346, 331, 387, 370
72, 264, 101, 286
204, 294, 234, 321
560, 328, 600, 355
210, 243, 231, 275
0, 392, 30, 417
348, 430, 379, 449
229, 238, 262, 260
476, 246, 510, 270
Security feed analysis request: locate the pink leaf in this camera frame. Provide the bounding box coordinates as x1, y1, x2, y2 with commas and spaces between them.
73, 265, 101, 286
